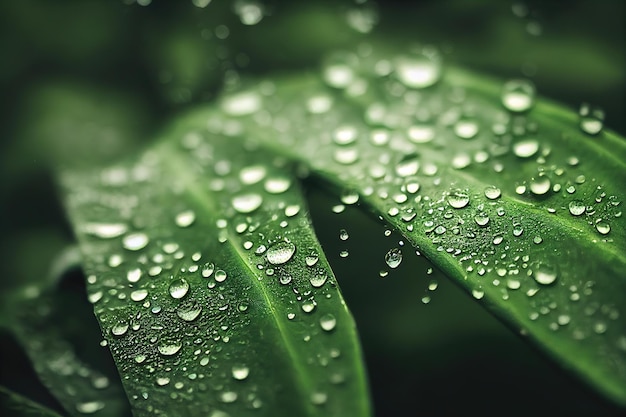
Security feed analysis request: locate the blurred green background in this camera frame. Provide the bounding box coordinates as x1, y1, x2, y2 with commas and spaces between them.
0, 0, 623, 416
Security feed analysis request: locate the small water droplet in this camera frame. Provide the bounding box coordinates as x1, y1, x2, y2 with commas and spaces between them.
232, 193, 263, 213
176, 301, 202, 322
320, 314, 337, 332
533, 265, 557, 285
232, 365, 250, 380
395, 157, 420, 177
323, 64, 354, 89
175, 210, 196, 228
385, 248, 403, 269
305, 255, 319, 267
111, 321, 129, 336
484, 186, 501, 200
333, 125, 358, 145
395, 52, 441, 88
502, 79, 536, 112
266, 242, 296, 265
310, 391, 328, 405
339, 229, 349, 241
169, 278, 190, 299
513, 139, 539, 158
447, 190, 470, 209
579, 103, 604, 135
215, 269, 227, 282
454, 119, 479, 139
219, 391, 238, 403
158, 340, 182, 356
84, 223, 128, 239
568, 200, 586, 216
123, 233, 149, 251
302, 300, 316, 313
596, 222, 611, 235
76, 401, 105, 414
407, 124, 435, 143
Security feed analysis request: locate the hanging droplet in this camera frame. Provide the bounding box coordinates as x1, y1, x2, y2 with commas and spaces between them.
266, 242, 296, 265
169, 278, 190, 299
385, 248, 403, 268
501, 79, 536, 112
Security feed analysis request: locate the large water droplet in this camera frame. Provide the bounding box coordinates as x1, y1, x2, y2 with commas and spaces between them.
232, 365, 250, 380
169, 278, 190, 299
579, 103, 604, 135
310, 274, 328, 288
175, 210, 196, 228
158, 340, 182, 356
501, 79, 535, 112
111, 321, 129, 336
239, 165, 267, 184
130, 289, 148, 302
385, 248, 403, 268
447, 190, 470, 208
320, 313, 337, 332
529, 176, 551, 195
395, 52, 441, 88
176, 301, 202, 322
513, 139, 539, 158
123, 233, 149, 251
484, 186, 501, 200
264, 177, 291, 194
568, 200, 585, 216
596, 222, 611, 235
232, 193, 263, 213
533, 265, 557, 285
266, 242, 296, 265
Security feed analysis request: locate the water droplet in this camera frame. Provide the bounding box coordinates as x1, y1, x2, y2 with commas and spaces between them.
454, 119, 479, 139
76, 401, 105, 414
232, 193, 263, 213
513, 139, 539, 158
175, 210, 196, 228
127, 268, 142, 283
176, 301, 202, 322
302, 300, 316, 313
474, 212, 490, 226
134, 354, 146, 363
395, 52, 441, 88
501, 79, 535, 112
310, 274, 328, 288
334, 147, 359, 165
299, 389, 326, 408
596, 222, 611, 235
395, 157, 420, 177
530, 176, 551, 195
215, 269, 227, 282
123, 233, 149, 251
111, 321, 129, 336
339, 229, 349, 241
156, 377, 170, 386
219, 391, 238, 403
221, 91, 261, 116
232, 365, 250, 380
472, 289, 485, 300
266, 242, 296, 265
568, 200, 585, 216
83, 222, 128, 239
239, 165, 267, 184
333, 125, 358, 145
579, 103, 604, 135
484, 186, 501, 200
264, 176, 291, 194
307, 94, 333, 114
447, 190, 470, 209
285, 205, 300, 217
452, 153, 471, 169
323, 62, 354, 88
320, 314, 337, 332
158, 340, 182, 356
533, 265, 557, 285
169, 278, 190, 299
235, 0, 264, 25
305, 255, 319, 267
407, 124, 435, 143
385, 248, 403, 269
131, 289, 149, 302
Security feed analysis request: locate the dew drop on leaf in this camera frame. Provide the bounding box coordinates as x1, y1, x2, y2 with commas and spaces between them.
484, 186, 502, 200
513, 139, 539, 158
454, 119, 479, 139
320, 313, 337, 331
501, 79, 536, 112
568, 200, 586, 216
122, 233, 149, 251
76, 401, 105, 414
310, 391, 328, 405
131, 289, 149, 302
169, 278, 190, 299
176, 301, 202, 322
530, 176, 551, 195
219, 391, 238, 403
533, 265, 557, 285
310, 274, 328, 288
407, 124, 435, 143
596, 222, 611, 235
385, 248, 403, 268
394, 52, 441, 88
305, 254, 319, 267
111, 321, 129, 337
221, 91, 261, 116
158, 340, 182, 356
127, 268, 142, 283
447, 190, 470, 208
83, 222, 128, 239
579, 103, 604, 135
266, 241, 296, 265
333, 125, 358, 145
232, 365, 250, 380
232, 193, 263, 213
175, 210, 196, 228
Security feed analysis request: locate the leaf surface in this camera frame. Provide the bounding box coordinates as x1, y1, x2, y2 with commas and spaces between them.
176, 47, 626, 406
60, 129, 371, 416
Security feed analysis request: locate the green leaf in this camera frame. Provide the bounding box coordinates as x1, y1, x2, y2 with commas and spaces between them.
59, 131, 371, 416
0, 386, 65, 417
167, 47, 625, 405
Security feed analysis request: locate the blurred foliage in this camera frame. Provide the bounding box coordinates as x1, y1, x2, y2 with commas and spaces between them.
0, 0, 623, 416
